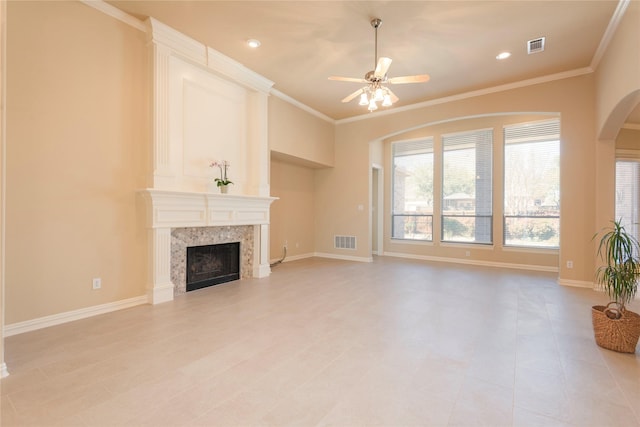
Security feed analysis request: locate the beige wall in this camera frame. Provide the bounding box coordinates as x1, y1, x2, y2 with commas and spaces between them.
595, 1, 640, 141
269, 158, 316, 261
267, 95, 334, 262
268, 96, 334, 167
1, 0, 5, 373
616, 128, 640, 150
5, 1, 148, 323
319, 75, 597, 281
593, 1, 640, 273
1, 0, 638, 340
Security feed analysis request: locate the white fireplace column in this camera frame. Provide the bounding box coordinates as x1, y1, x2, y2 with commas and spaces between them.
148, 227, 174, 304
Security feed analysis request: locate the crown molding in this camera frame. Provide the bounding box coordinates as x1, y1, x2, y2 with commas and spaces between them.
80, 0, 146, 31
271, 89, 334, 123
146, 17, 207, 66
336, 67, 594, 125
206, 48, 274, 94
590, 0, 630, 70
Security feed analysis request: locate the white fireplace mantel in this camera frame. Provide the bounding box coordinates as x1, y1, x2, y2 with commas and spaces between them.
143, 189, 277, 228
141, 189, 277, 304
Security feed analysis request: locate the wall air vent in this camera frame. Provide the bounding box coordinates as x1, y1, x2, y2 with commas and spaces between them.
527, 37, 545, 54
334, 235, 356, 250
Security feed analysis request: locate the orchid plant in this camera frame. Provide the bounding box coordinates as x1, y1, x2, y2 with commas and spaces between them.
210, 160, 233, 187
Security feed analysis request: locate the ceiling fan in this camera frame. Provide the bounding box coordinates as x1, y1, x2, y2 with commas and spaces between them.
329, 18, 430, 111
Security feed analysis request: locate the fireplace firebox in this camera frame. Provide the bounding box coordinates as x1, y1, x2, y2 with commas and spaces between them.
186, 242, 240, 291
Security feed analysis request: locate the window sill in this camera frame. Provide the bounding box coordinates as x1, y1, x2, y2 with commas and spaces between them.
390, 238, 434, 246
502, 246, 559, 254
439, 242, 494, 250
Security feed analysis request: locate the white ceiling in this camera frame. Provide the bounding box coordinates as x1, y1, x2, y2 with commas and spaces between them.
107, 1, 635, 122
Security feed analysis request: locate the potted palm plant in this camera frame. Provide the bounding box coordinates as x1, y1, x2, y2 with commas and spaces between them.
592, 219, 640, 353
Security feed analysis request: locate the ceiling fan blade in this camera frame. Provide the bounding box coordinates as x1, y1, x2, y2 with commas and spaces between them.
374, 57, 392, 79
387, 88, 399, 103
329, 76, 367, 83
388, 74, 430, 84
342, 88, 364, 103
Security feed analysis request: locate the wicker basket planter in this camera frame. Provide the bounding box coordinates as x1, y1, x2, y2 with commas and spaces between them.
592, 303, 640, 353
592, 220, 640, 354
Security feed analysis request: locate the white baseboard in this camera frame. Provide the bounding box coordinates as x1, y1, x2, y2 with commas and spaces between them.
382, 251, 559, 273
3, 295, 148, 337
314, 252, 373, 263
1, 362, 9, 378
253, 263, 272, 278
147, 284, 174, 305
557, 278, 595, 289
269, 252, 315, 265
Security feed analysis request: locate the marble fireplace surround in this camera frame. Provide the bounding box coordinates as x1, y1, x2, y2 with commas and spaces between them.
142, 189, 277, 304
171, 225, 253, 294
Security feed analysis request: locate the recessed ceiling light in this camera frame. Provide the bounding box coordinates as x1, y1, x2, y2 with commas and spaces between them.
496, 52, 511, 60
247, 39, 261, 48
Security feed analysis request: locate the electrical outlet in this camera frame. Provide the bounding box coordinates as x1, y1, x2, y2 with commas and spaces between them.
465, 251, 470, 257
92, 278, 101, 290
566, 261, 573, 269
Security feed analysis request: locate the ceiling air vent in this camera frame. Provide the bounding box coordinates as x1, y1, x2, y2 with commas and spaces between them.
527, 37, 545, 54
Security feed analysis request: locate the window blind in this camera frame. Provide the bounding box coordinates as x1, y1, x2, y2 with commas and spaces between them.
392, 138, 434, 241
503, 118, 560, 248
616, 159, 640, 243
441, 128, 493, 243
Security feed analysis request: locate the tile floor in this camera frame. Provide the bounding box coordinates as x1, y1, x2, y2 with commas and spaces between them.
1, 257, 639, 426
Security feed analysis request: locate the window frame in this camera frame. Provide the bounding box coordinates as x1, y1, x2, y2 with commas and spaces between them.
615, 149, 640, 247
440, 127, 494, 245
502, 119, 560, 249
391, 138, 435, 242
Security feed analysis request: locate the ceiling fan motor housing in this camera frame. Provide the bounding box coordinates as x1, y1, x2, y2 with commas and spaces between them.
365, 70, 384, 82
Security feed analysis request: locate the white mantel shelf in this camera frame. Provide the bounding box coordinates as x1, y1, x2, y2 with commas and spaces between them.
142, 188, 277, 229
140, 189, 278, 305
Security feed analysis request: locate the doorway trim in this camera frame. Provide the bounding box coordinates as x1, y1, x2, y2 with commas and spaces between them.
371, 163, 383, 256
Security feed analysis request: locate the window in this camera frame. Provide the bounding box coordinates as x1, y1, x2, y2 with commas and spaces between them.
442, 129, 493, 243
615, 154, 640, 244
503, 119, 560, 248
392, 138, 434, 240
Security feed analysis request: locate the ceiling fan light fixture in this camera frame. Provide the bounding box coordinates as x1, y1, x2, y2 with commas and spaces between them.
328, 17, 430, 112
374, 87, 384, 102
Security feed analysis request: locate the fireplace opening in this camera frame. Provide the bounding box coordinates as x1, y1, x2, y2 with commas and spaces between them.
186, 242, 240, 292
